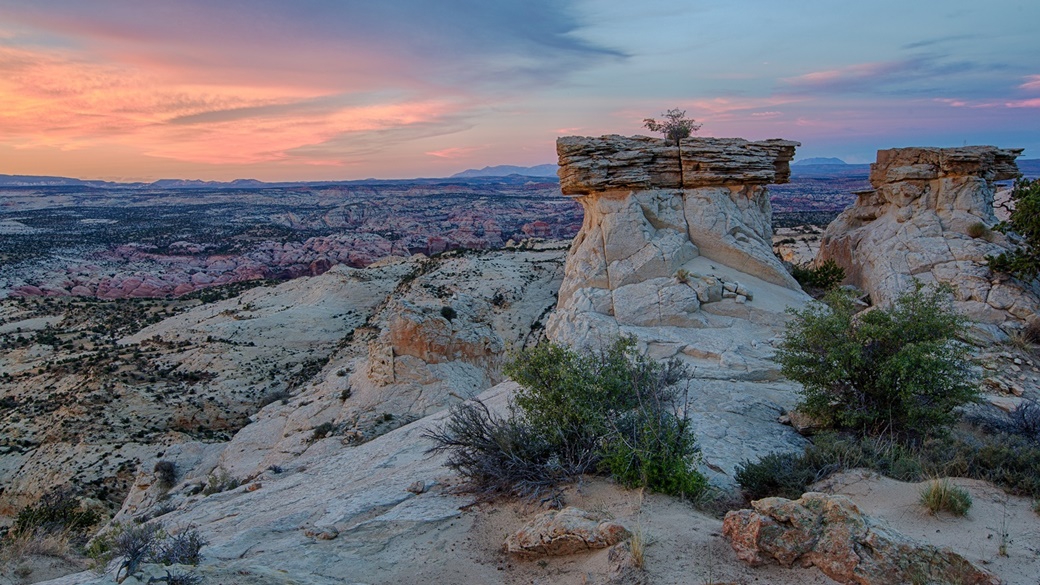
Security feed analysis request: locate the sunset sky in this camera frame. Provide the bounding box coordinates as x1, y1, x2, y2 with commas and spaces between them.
1, 0, 1038, 181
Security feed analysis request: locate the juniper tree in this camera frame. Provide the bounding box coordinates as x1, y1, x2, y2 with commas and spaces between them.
643, 109, 701, 186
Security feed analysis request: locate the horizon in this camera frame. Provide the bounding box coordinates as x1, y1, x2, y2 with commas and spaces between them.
1, 1, 1039, 182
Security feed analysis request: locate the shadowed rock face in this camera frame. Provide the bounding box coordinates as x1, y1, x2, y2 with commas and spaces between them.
819, 146, 1039, 335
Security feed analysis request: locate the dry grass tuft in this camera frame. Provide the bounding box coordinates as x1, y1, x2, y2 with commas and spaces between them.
919, 478, 972, 516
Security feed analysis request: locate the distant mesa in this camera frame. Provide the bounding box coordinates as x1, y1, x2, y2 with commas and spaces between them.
450, 164, 558, 178
792, 157, 847, 165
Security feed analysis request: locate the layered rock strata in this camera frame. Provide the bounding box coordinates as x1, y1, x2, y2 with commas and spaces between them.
819, 146, 1039, 333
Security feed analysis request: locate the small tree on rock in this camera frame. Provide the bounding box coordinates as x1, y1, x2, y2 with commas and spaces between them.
643, 108, 702, 186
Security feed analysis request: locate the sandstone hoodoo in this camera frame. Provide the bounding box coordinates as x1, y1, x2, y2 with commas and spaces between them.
818, 146, 1040, 335
549, 134, 803, 348
547, 134, 812, 483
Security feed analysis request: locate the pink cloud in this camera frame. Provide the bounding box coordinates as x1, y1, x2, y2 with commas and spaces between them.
1006, 98, 1040, 109
784, 61, 905, 87
425, 146, 482, 159
1020, 75, 1040, 92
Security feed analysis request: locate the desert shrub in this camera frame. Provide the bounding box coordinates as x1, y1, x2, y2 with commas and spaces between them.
309, 421, 335, 442
150, 529, 207, 565
1025, 319, 1040, 345
988, 178, 1040, 281
440, 306, 457, 321
259, 389, 291, 408
153, 460, 177, 490
736, 432, 921, 500
776, 283, 977, 443
966, 222, 990, 239
736, 451, 820, 500
201, 469, 240, 496
791, 259, 845, 292
11, 489, 100, 540
966, 399, 1040, 443
919, 478, 972, 516
426, 400, 563, 498
738, 425, 1040, 503
95, 522, 207, 582
429, 337, 705, 498
921, 431, 1040, 498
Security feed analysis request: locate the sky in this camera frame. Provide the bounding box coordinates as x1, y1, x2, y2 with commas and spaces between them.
1, 0, 1038, 182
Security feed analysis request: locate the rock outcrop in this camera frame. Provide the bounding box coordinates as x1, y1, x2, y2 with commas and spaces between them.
547, 135, 811, 486
549, 135, 804, 350
504, 507, 631, 557
722, 492, 1000, 585
818, 146, 1039, 334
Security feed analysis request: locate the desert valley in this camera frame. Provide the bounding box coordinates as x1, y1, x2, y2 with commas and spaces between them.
1, 135, 1039, 585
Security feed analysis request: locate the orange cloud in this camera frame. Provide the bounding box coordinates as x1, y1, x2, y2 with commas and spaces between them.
0, 43, 467, 167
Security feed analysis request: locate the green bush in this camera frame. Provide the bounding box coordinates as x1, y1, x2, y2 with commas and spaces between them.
776, 283, 977, 442
988, 178, 1040, 281
791, 259, 845, 292
429, 337, 705, 498
736, 433, 921, 500
736, 427, 1040, 503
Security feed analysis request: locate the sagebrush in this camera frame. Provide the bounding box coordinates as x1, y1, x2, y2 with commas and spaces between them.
428, 337, 705, 498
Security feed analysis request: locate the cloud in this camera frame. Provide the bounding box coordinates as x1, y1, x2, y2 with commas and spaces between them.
782, 57, 982, 95
426, 146, 482, 159
1006, 98, 1040, 109
900, 34, 977, 50
0, 1, 622, 89
1021, 75, 1040, 92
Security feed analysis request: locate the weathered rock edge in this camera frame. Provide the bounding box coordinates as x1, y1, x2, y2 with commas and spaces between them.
818, 145, 1039, 333
557, 135, 799, 193
722, 492, 1000, 585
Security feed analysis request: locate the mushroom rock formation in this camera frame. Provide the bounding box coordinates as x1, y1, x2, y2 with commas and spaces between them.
548, 134, 802, 348
818, 146, 1039, 334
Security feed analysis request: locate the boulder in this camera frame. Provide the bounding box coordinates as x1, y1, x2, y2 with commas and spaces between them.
504, 507, 631, 557
818, 146, 1040, 332
722, 492, 999, 585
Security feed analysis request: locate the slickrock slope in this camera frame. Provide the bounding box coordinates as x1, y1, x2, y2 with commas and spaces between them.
547, 135, 811, 484
818, 146, 1040, 336
0, 246, 565, 523
36, 384, 850, 585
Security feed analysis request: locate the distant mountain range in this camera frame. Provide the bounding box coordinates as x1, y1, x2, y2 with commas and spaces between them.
792, 157, 848, 165
450, 164, 558, 178
0, 172, 559, 190
2, 158, 1037, 189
